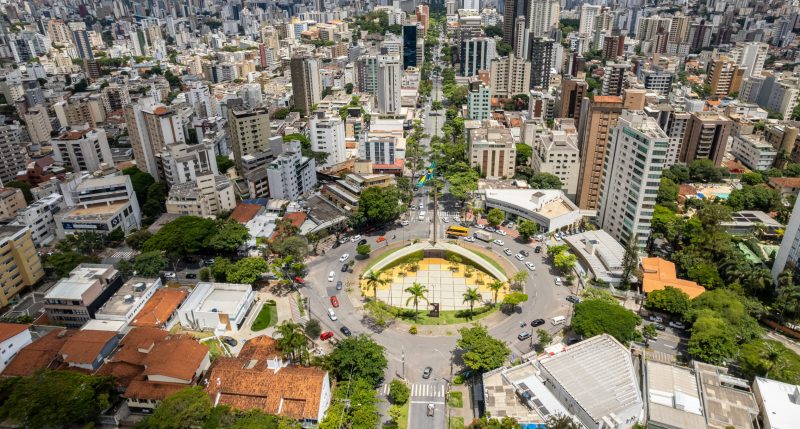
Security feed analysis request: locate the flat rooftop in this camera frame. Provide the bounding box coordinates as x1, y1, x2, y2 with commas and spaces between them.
694, 361, 759, 429
483, 362, 572, 424
61, 201, 128, 221
646, 361, 706, 429
564, 230, 625, 281
45, 264, 116, 301
482, 189, 578, 220
96, 278, 159, 317
198, 289, 245, 314
753, 377, 800, 429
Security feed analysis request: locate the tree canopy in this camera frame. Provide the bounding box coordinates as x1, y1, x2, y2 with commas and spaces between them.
226, 258, 270, 284
457, 325, 511, 372
486, 208, 505, 226
645, 286, 691, 318
571, 299, 641, 344
528, 172, 563, 189
353, 185, 404, 227
326, 335, 387, 386
739, 339, 800, 384
143, 216, 217, 256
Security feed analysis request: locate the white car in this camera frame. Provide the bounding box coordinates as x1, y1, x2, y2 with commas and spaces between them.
328, 271, 335, 282
554, 277, 562, 285
350, 235, 362, 243
401, 220, 409, 226
442, 217, 449, 223
328, 308, 338, 321
339, 254, 350, 263
497, 229, 507, 236
514, 254, 525, 261
525, 262, 536, 271
464, 236, 476, 242
163, 271, 176, 279
340, 237, 349, 244
474, 224, 484, 229
419, 203, 424, 209
503, 248, 512, 256
493, 239, 505, 246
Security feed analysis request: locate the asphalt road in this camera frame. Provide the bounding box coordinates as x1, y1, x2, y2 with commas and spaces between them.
408, 380, 447, 429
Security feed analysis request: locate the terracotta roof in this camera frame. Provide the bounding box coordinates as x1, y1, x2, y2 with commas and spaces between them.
142, 337, 209, 382
130, 289, 188, 328
593, 95, 623, 104
2, 329, 76, 377
96, 360, 143, 387
282, 212, 307, 229
678, 184, 697, 196
229, 203, 262, 224
124, 379, 186, 401
769, 177, 800, 188
205, 336, 328, 421
0, 323, 29, 343
113, 327, 170, 364
641, 257, 707, 299
59, 330, 117, 365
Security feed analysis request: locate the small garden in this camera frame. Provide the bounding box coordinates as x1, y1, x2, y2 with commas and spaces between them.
251, 300, 278, 331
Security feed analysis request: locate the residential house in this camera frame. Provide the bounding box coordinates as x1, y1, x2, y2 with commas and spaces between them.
0, 324, 32, 373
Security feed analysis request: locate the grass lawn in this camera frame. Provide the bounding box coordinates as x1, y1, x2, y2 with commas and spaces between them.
251, 301, 278, 331
397, 400, 410, 429
467, 247, 506, 275
364, 247, 418, 273
448, 416, 465, 429
447, 391, 464, 408
367, 300, 497, 326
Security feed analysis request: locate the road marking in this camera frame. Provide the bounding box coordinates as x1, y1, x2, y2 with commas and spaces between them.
410, 401, 446, 405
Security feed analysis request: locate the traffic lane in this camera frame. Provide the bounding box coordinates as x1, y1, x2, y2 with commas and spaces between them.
409, 402, 445, 429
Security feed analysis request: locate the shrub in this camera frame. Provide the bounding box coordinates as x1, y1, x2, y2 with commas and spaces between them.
452, 375, 464, 385
409, 325, 418, 335
388, 380, 410, 405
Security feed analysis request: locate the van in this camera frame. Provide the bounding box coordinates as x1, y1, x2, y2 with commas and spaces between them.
551, 315, 566, 325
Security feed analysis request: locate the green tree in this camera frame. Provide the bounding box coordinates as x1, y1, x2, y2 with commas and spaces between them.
537, 329, 552, 347
405, 282, 429, 318
484, 25, 503, 38
553, 251, 577, 275
662, 164, 690, 183
226, 258, 270, 284
463, 287, 483, 315
457, 325, 511, 372
619, 235, 640, 290
270, 235, 309, 260
137, 386, 210, 429
353, 185, 404, 227
123, 167, 156, 206
468, 416, 522, 428
209, 258, 233, 282
143, 216, 217, 256
689, 159, 724, 182
0, 370, 114, 429
656, 177, 679, 204
388, 379, 410, 404
44, 251, 98, 278
688, 289, 762, 342
126, 229, 152, 250
528, 172, 563, 189
572, 299, 641, 344
356, 243, 371, 256
580, 288, 617, 304
687, 315, 737, 365
3, 180, 33, 203
363, 270, 387, 301
304, 319, 322, 338
517, 220, 539, 241
739, 339, 800, 384
645, 287, 691, 318
317, 378, 380, 429
487, 208, 505, 226
206, 221, 250, 253
326, 335, 388, 386
512, 271, 528, 288
726, 185, 781, 212
199, 267, 211, 281
217, 155, 234, 173
276, 321, 308, 363
545, 414, 582, 429
133, 251, 169, 277
516, 143, 533, 166
741, 171, 764, 185
501, 292, 529, 310
642, 324, 658, 343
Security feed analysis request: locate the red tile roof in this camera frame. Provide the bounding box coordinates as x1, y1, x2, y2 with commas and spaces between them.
59, 330, 117, 365
142, 337, 209, 382
229, 203, 262, 224
125, 379, 187, 401
0, 323, 29, 343
130, 289, 188, 329
2, 329, 76, 377
282, 212, 307, 229
769, 177, 800, 188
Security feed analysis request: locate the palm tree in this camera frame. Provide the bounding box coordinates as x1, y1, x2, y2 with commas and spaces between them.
487, 280, 504, 305
512, 271, 528, 289
760, 341, 789, 379
405, 282, 429, 320
463, 287, 482, 317
363, 270, 387, 301
276, 321, 307, 364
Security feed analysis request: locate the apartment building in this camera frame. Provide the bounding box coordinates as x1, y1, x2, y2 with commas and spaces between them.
165, 174, 236, 218
309, 111, 347, 168
125, 100, 187, 179
0, 226, 43, 307
469, 122, 516, 179
0, 188, 26, 221
44, 264, 123, 328
51, 128, 114, 174
267, 139, 318, 200
679, 112, 733, 166
0, 124, 28, 185
489, 55, 532, 99
13, 193, 63, 246
226, 107, 271, 175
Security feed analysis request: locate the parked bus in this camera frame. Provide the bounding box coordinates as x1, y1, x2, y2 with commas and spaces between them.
446, 226, 469, 237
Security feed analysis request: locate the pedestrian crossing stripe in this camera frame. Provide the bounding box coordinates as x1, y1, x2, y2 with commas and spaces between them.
410, 383, 445, 398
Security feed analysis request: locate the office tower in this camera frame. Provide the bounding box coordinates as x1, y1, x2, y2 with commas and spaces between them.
402, 24, 418, 69
730, 42, 768, 79
576, 96, 625, 211
598, 111, 668, 249
309, 112, 347, 168
356, 54, 379, 95
0, 125, 27, 185
0, 226, 44, 307
469, 123, 516, 179
461, 37, 497, 77
528, 0, 560, 38
705, 56, 745, 96
267, 139, 317, 200
503, 0, 528, 47
125, 100, 186, 179
467, 80, 492, 120
377, 54, 402, 115
679, 112, 733, 166
602, 62, 628, 96
558, 78, 587, 127
51, 128, 114, 173
290, 55, 321, 116
226, 107, 271, 175
579, 4, 602, 35
72, 29, 94, 60
602, 33, 624, 59
529, 37, 553, 89
489, 55, 532, 98
773, 196, 800, 283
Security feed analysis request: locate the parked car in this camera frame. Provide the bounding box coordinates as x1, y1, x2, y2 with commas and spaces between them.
669, 321, 686, 330
163, 272, 176, 279
514, 253, 525, 261
222, 336, 237, 347
497, 229, 507, 236
330, 296, 340, 308
340, 326, 352, 337
427, 403, 435, 417
327, 308, 338, 321
350, 235, 362, 243
654, 323, 666, 331
328, 271, 335, 282
339, 253, 350, 262
534, 246, 542, 253
649, 315, 664, 323
531, 319, 545, 327
554, 277, 562, 285
485, 226, 495, 232
493, 239, 505, 246
525, 262, 536, 271
464, 236, 476, 242
474, 224, 484, 230
503, 248, 512, 256
357, 239, 368, 245
520, 250, 530, 257
566, 295, 581, 304
320, 331, 334, 341
294, 276, 305, 284
401, 220, 409, 226
205, 258, 215, 265
422, 366, 433, 379
518, 331, 532, 341
336, 281, 343, 290
186, 273, 197, 279
442, 217, 449, 223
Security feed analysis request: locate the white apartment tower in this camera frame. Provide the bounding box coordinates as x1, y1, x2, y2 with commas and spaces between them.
377, 54, 402, 115
309, 112, 347, 168
51, 128, 114, 173
597, 111, 669, 249
528, 0, 560, 38
730, 42, 768, 79
579, 4, 602, 35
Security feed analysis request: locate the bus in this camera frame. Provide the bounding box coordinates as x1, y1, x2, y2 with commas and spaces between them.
446, 226, 469, 237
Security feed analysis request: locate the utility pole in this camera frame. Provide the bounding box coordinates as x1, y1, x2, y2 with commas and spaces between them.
433, 185, 438, 245
402, 346, 406, 380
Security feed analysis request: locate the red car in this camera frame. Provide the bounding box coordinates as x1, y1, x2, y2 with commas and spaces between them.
320, 331, 334, 341
330, 296, 340, 308
294, 276, 305, 284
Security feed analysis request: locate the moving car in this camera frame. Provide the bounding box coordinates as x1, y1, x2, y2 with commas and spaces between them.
340, 326, 352, 337
419, 211, 426, 221
520, 250, 530, 257
339, 254, 350, 262
357, 239, 368, 245
566, 295, 581, 304
464, 236, 476, 242
328, 271, 335, 282
341, 264, 348, 272
493, 239, 505, 246
401, 220, 409, 226
336, 281, 343, 290
330, 296, 340, 308
503, 248, 512, 256
294, 276, 305, 284
350, 235, 361, 243
497, 229, 507, 236
514, 254, 525, 261
518, 331, 532, 341
427, 403, 435, 417
525, 262, 536, 271
531, 319, 545, 327
327, 308, 337, 321
320, 331, 334, 341
534, 246, 542, 253
422, 366, 433, 379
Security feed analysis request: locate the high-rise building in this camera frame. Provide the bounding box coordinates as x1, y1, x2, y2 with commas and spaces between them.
290, 55, 321, 116
51, 128, 114, 174
528, 0, 560, 38
267, 139, 318, 200
752, 76, 800, 121
489, 55, 532, 98
125, 100, 187, 179
356, 54, 379, 95
0, 225, 44, 307
0, 125, 27, 185
0, 187, 26, 221
576, 95, 625, 211
503, 0, 528, 47
461, 37, 497, 77
658, 110, 690, 166
730, 42, 768, 79
377, 54, 402, 115
602, 62, 628, 96
668, 15, 691, 43
602, 33, 625, 59
100, 84, 130, 114
641, 69, 674, 95
469, 123, 516, 179
309, 111, 347, 168
598, 111, 668, 249
578, 4, 602, 35
402, 24, 418, 69
158, 142, 219, 186
558, 78, 587, 127
679, 112, 733, 166
773, 195, 800, 283
529, 37, 553, 89
531, 129, 580, 199
165, 174, 236, 218
705, 56, 745, 96
688, 20, 713, 53
226, 107, 271, 175
23, 106, 52, 145
72, 29, 93, 60
467, 80, 492, 120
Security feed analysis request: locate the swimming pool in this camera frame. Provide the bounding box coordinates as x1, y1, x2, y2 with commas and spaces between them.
715, 193, 730, 199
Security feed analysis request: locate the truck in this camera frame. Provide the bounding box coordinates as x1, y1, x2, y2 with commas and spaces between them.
474, 230, 492, 242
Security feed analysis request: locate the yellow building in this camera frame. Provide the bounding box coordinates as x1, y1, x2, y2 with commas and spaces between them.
0, 225, 44, 306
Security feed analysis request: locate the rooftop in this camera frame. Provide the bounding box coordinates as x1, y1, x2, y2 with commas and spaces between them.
538, 334, 642, 422
95, 278, 159, 318
564, 230, 626, 282
59, 329, 117, 365
60, 201, 128, 220
45, 264, 117, 301
482, 362, 571, 424
694, 361, 759, 429
482, 189, 578, 220
752, 377, 800, 429
180, 283, 252, 316
0, 225, 28, 244
2, 329, 76, 377
641, 257, 706, 299
0, 323, 29, 343
645, 361, 706, 429
229, 203, 263, 224
130, 288, 188, 328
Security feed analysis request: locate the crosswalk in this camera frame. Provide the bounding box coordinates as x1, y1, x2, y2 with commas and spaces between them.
107, 250, 137, 260
379, 382, 446, 399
